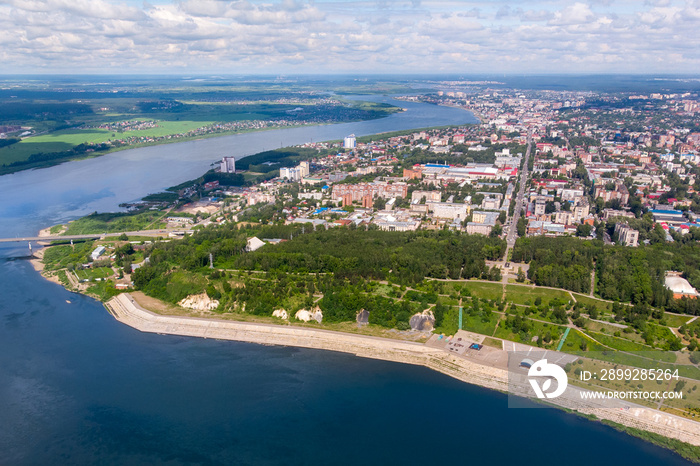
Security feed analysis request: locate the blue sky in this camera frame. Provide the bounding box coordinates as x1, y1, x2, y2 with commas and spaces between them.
1, 0, 698, 74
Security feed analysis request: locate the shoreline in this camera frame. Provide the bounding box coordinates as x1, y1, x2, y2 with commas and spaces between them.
0, 106, 407, 177
106, 292, 700, 451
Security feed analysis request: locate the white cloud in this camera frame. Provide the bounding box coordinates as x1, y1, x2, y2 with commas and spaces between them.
549, 2, 595, 26
0, 0, 698, 73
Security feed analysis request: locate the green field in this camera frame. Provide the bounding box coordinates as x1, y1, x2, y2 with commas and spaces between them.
505, 284, 571, 305
589, 330, 657, 352
459, 281, 504, 301
571, 293, 613, 314
560, 329, 608, 352
664, 313, 694, 327
494, 318, 565, 348
461, 310, 499, 336
0, 121, 212, 165
62, 210, 167, 235
75, 267, 114, 281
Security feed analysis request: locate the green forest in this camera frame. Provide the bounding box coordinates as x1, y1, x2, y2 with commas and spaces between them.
130, 226, 506, 325
512, 235, 700, 314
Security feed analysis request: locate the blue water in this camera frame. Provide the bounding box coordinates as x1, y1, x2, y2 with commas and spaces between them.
0, 98, 694, 465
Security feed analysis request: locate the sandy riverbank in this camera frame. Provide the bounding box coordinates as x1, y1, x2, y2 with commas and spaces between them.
107, 292, 700, 448
29, 247, 45, 272
30, 247, 73, 287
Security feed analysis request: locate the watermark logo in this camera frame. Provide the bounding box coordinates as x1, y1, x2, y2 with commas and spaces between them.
528, 359, 568, 399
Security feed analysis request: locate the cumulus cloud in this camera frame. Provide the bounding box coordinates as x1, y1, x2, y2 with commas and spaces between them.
0, 0, 698, 73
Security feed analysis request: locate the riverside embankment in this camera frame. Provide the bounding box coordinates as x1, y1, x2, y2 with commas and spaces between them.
107, 292, 700, 449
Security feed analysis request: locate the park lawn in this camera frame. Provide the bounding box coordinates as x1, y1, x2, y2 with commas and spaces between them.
588, 330, 661, 354
482, 337, 503, 349
435, 306, 460, 336
505, 284, 570, 305
560, 329, 607, 353
584, 320, 650, 344
664, 313, 694, 328
494, 318, 564, 349
460, 281, 503, 301
437, 295, 460, 306
507, 304, 570, 326
571, 293, 613, 314
63, 210, 168, 235
75, 267, 114, 281
460, 310, 499, 336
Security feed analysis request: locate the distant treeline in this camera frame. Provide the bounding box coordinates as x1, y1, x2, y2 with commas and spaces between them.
0, 143, 111, 175
2, 143, 111, 170
0, 138, 20, 148
0, 102, 93, 121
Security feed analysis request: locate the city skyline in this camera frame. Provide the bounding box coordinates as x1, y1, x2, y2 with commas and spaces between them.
1, 0, 699, 75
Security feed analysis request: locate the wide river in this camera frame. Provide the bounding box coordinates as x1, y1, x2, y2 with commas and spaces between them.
0, 97, 693, 465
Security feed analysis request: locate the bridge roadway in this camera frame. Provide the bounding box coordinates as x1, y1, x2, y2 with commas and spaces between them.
0, 229, 182, 243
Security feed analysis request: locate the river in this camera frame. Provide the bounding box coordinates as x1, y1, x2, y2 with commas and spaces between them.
0, 97, 693, 465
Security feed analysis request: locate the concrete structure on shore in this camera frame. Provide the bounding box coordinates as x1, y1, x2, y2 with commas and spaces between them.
106, 293, 700, 448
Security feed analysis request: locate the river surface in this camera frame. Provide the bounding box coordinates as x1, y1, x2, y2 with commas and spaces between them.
0, 97, 693, 465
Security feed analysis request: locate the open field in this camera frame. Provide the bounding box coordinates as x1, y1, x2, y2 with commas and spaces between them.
61, 210, 168, 235
505, 284, 571, 305
0, 120, 212, 165
665, 313, 695, 327
460, 281, 504, 301
75, 266, 114, 281
572, 293, 613, 313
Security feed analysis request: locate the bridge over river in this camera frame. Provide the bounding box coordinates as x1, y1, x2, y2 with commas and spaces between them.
0, 230, 183, 243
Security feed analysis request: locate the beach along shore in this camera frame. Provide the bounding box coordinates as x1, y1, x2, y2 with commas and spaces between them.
106, 292, 700, 448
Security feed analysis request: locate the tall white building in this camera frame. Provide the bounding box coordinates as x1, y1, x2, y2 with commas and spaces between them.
343, 134, 356, 149
220, 156, 236, 173
280, 167, 302, 182
299, 161, 310, 177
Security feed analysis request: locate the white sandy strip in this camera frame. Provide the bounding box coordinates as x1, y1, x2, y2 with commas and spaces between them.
106, 293, 700, 447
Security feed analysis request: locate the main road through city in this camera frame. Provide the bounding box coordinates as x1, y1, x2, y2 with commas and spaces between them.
504, 127, 533, 260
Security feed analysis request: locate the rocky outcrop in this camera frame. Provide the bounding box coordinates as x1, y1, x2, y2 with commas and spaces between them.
178, 293, 219, 311
356, 309, 369, 325
272, 309, 288, 320
410, 309, 435, 331
295, 307, 323, 323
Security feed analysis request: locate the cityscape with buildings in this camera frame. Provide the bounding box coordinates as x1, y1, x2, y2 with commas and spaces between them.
199, 87, 700, 260
3, 0, 700, 462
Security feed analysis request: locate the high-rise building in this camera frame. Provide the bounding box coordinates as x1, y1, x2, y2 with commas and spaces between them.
343, 134, 356, 149
221, 156, 236, 173
280, 167, 302, 182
